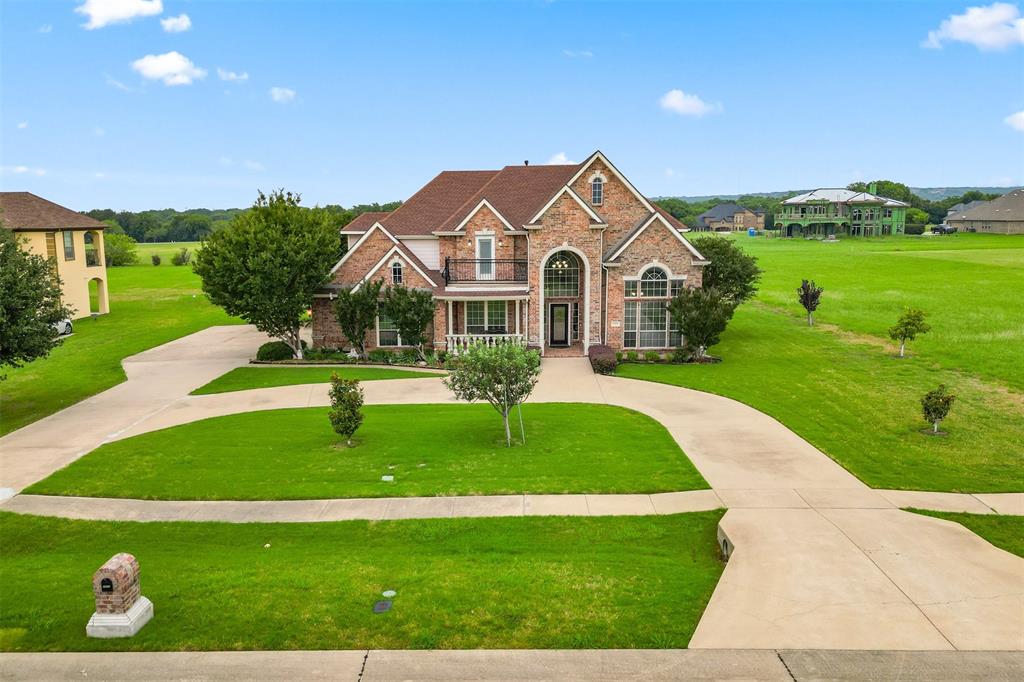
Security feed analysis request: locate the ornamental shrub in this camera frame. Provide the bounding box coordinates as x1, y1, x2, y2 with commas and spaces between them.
626, 351, 639, 362
256, 340, 295, 361
151, 253, 162, 266
587, 344, 617, 375
328, 374, 364, 446
367, 348, 394, 364
171, 247, 191, 266
643, 351, 661, 362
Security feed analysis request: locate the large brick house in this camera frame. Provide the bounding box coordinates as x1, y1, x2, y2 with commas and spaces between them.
312, 151, 708, 357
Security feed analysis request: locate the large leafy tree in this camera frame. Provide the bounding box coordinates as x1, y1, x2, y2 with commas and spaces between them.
443, 343, 541, 447
333, 280, 382, 359
381, 285, 435, 360
668, 287, 736, 360
193, 190, 337, 359
688, 236, 762, 307
0, 227, 74, 378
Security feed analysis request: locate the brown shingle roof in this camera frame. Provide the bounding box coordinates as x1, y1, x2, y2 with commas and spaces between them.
381, 170, 498, 235
341, 211, 391, 233
0, 192, 107, 231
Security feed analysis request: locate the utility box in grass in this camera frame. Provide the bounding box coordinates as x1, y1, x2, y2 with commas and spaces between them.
86, 553, 153, 638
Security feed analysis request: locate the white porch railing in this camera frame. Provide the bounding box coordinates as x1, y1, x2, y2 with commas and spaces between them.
446, 334, 525, 355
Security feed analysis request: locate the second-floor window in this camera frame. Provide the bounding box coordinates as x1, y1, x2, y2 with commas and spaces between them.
63, 231, 75, 260
591, 177, 604, 205
85, 232, 99, 267
475, 236, 494, 280
391, 261, 403, 285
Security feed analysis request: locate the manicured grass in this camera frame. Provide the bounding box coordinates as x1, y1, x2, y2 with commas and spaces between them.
616, 307, 1024, 493
908, 509, 1024, 558
0, 510, 725, 651
0, 243, 238, 436
190, 366, 444, 395
27, 404, 708, 500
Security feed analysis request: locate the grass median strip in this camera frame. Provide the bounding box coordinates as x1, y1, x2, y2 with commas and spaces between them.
0, 510, 725, 651
907, 509, 1024, 558
190, 366, 443, 395
26, 403, 708, 500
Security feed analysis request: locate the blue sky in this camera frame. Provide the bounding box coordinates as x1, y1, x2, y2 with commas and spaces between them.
2, 1, 1023, 211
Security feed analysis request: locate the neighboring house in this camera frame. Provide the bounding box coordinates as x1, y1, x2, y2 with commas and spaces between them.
776, 184, 908, 237
694, 203, 765, 232
945, 200, 985, 218
945, 190, 1024, 234
0, 191, 110, 318
313, 150, 708, 357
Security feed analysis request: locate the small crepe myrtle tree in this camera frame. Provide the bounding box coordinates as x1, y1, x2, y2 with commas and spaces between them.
888, 308, 931, 358
381, 285, 435, 361
328, 374, 364, 446
333, 280, 382, 359
797, 279, 824, 326
443, 342, 541, 447
667, 286, 736, 360
921, 384, 956, 435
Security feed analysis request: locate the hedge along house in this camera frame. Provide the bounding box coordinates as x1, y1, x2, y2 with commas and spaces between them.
312, 151, 708, 357
776, 184, 909, 237
0, 191, 110, 319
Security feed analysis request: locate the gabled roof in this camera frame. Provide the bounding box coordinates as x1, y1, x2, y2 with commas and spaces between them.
340, 211, 391, 234
379, 170, 499, 236
783, 188, 909, 207
947, 189, 1024, 222
603, 210, 705, 263
328, 221, 441, 287
946, 200, 985, 215
0, 192, 107, 230
694, 202, 754, 227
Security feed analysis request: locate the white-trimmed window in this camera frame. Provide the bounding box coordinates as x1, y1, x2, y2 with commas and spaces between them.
475, 235, 495, 280
623, 266, 684, 348
466, 300, 507, 334
63, 231, 75, 260
391, 260, 403, 285
591, 177, 604, 205
378, 312, 401, 347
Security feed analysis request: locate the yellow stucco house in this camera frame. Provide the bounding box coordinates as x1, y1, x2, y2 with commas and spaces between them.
0, 192, 110, 319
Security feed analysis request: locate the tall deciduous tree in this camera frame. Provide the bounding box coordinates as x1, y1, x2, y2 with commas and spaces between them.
443, 343, 541, 447
333, 280, 382, 359
888, 308, 931, 358
193, 190, 337, 359
0, 227, 74, 378
797, 279, 823, 326
668, 287, 736, 360
688, 236, 762, 307
382, 285, 435, 361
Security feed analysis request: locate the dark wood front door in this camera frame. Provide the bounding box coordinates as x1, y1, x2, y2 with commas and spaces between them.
549, 303, 569, 347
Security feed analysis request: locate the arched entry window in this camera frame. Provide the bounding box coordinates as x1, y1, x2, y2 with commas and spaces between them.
543, 251, 580, 297
84, 231, 100, 267
640, 267, 668, 297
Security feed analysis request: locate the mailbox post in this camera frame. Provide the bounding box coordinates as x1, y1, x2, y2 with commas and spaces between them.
86, 553, 153, 638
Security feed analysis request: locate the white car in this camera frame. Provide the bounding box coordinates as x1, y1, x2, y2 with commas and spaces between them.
54, 319, 73, 336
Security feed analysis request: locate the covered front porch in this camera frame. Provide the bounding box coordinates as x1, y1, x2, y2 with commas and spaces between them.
438, 296, 529, 354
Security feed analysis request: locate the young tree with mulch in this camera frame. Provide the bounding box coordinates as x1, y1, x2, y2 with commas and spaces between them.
668, 287, 736, 360
333, 280, 383, 359
328, 374, 364, 446
381, 285, 435, 361
921, 384, 956, 435
888, 308, 931, 358
797, 279, 824, 326
194, 190, 337, 360
443, 342, 541, 447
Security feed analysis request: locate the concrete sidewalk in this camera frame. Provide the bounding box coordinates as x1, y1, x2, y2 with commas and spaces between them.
2, 649, 1021, 681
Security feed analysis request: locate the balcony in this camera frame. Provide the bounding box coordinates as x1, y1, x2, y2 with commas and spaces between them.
443, 258, 528, 285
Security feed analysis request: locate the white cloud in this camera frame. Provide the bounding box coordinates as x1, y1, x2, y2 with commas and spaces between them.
75, 0, 163, 30
243, 160, 265, 171
660, 89, 721, 117
131, 51, 207, 86
217, 68, 249, 82
546, 152, 575, 165
1005, 110, 1024, 131
562, 49, 594, 58
39, 24, 53, 34
2, 165, 47, 176
269, 86, 296, 103
160, 13, 191, 33
17, 122, 28, 129
923, 2, 1024, 50
104, 73, 135, 92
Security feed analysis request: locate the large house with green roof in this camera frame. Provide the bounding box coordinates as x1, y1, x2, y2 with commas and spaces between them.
775, 183, 908, 237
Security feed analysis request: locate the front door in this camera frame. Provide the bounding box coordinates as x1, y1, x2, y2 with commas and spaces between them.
549, 303, 569, 347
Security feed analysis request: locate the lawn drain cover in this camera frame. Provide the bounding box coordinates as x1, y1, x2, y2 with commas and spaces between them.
381, 475, 394, 482
373, 600, 392, 614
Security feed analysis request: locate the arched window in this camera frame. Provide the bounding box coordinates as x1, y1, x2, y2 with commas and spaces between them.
543, 251, 580, 297
84, 231, 99, 267
591, 177, 604, 205
640, 267, 668, 297
391, 260, 403, 285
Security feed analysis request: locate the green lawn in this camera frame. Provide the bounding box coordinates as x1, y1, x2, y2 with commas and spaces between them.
0, 242, 239, 436
908, 509, 1024, 558
0, 510, 725, 651
616, 307, 1024, 492
27, 404, 708, 500
191, 366, 443, 395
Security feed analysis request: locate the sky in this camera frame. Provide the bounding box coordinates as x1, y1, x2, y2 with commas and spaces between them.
2, 0, 1023, 211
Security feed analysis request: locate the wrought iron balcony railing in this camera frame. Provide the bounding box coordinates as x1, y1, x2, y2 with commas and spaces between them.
443, 258, 528, 284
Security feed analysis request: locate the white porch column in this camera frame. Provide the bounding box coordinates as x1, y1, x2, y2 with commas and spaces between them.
446, 300, 453, 336
515, 300, 521, 335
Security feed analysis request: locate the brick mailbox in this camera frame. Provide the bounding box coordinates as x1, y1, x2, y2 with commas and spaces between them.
86, 553, 153, 638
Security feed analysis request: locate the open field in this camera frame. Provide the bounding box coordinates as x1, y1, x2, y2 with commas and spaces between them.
0, 243, 238, 436
190, 366, 443, 395
908, 509, 1024, 558
26, 404, 708, 500
0, 510, 725, 651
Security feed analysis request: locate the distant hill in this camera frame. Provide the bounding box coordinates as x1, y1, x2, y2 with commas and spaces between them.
661, 186, 1020, 203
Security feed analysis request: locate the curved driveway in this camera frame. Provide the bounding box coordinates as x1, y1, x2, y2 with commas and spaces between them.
0, 325, 1021, 651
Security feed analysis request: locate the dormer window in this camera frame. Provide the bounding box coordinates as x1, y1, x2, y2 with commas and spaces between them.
391, 260, 403, 285
591, 177, 604, 205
